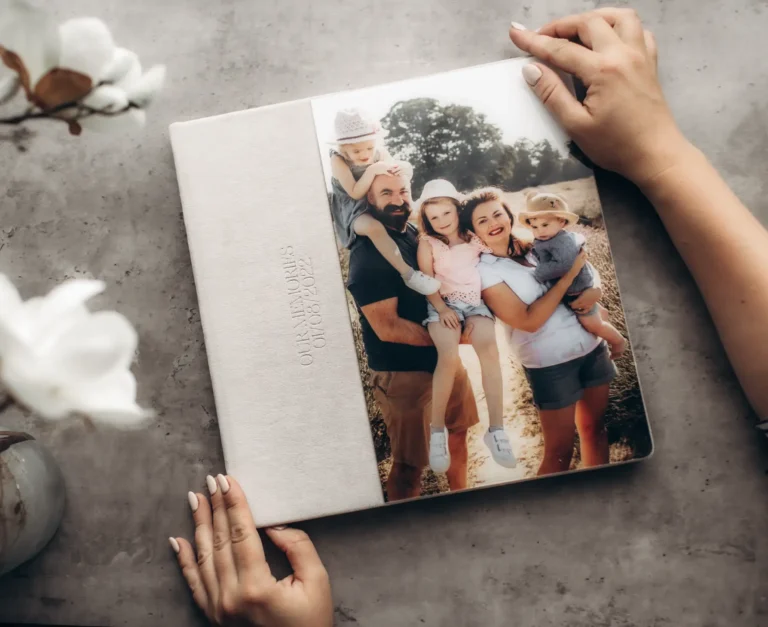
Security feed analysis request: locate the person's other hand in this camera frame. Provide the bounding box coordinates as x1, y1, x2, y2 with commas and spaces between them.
439, 307, 461, 330
387, 163, 403, 176
170, 474, 333, 627
509, 9, 690, 187
570, 286, 602, 314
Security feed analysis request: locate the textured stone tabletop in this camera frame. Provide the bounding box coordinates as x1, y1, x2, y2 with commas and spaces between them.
1, 1, 767, 625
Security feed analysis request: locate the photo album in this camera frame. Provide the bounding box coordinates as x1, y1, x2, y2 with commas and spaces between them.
169, 58, 653, 527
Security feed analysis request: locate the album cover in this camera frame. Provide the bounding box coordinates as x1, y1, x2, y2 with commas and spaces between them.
170, 58, 652, 526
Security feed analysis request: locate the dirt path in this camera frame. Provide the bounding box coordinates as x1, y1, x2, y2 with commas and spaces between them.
460, 323, 544, 487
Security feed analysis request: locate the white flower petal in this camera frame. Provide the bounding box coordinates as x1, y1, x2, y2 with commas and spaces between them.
0, 274, 25, 355
99, 47, 137, 83
114, 54, 141, 91
81, 84, 128, 112
51, 310, 137, 380
0, 273, 22, 311
0, 73, 20, 105
0, 275, 149, 428
125, 64, 165, 107
1, 347, 73, 419
0, 0, 61, 86
78, 107, 145, 133
71, 370, 153, 427
26, 279, 105, 327
57, 17, 115, 81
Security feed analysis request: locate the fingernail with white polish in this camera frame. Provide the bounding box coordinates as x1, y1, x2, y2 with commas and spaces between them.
169, 537, 180, 553
510, 22, 527, 31
216, 474, 230, 494
206, 475, 218, 495
188, 491, 199, 512
270, 525, 288, 530
522, 64, 543, 86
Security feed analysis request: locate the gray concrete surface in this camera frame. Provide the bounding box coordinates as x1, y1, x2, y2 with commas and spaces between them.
1, 0, 767, 625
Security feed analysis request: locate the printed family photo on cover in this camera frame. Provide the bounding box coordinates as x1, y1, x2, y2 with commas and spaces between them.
311, 59, 652, 502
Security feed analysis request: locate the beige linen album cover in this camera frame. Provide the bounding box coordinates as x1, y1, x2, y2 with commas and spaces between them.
170, 58, 653, 527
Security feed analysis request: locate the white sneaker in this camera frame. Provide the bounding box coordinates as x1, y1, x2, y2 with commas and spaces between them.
429, 428, 451, 473
484, 430, 517, 468
404, 270, 441, 295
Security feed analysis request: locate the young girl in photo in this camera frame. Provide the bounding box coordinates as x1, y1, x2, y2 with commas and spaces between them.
329, 108, 440, 295
416, 179, 517, 473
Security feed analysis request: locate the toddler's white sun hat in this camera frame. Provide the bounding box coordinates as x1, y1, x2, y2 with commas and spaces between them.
414, 179, 463, 213
331, 108, 381, 145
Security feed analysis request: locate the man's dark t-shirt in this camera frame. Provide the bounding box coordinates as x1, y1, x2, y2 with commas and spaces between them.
347, 223, 438, 373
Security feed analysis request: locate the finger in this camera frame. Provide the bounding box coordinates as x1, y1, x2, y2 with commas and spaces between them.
532, 13, 619, 50
538, 8, 645, 50
219, 475, 273, 584
600, 8, 646, 50
521, 63, 591, 134
207, 474, 238, 592
174, 536, 212, 618
583, 15, 623, 51
189, 491, 221, 606
265, 527, 328, 584
509, 27, 599, 79
644, 30, 658, 72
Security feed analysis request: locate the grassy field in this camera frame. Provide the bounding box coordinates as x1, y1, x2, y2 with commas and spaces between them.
338, 178, 650, 498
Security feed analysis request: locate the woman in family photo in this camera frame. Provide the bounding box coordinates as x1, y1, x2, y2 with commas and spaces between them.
463, 187, 617, 475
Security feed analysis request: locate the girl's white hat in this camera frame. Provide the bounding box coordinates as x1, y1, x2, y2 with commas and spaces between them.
517, 191, 580, 226
414, 179, 462, 213
331, 108, 381, 145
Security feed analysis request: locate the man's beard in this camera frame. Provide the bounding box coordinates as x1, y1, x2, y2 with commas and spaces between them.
370, 201, 412, 232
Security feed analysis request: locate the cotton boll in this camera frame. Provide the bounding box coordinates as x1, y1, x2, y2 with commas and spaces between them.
82, 84, 128, 112
57, 17, 115, 81
125, 64, 165, 107
0, 74, 21, 105
100, 47, 139, 84
0, 0, 60, 87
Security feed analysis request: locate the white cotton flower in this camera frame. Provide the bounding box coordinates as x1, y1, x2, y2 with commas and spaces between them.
0, 0, 60, 86
100, 47, 139, 84
0, 275, 152, 427
0, 74, 20, 105
82, 84, 128, 112
124, 64, 165, 107
57, 17, 115, 82
0, 1, 165, 132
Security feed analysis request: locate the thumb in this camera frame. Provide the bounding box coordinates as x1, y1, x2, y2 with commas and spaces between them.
266, 527, 327, 583
521, 62, 590, 134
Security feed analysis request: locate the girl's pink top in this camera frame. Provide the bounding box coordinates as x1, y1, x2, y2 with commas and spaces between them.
423, 232, 491, 306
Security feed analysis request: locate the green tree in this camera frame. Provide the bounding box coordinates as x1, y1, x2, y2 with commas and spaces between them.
379, 98, 594, 196
381, 98, 504, 196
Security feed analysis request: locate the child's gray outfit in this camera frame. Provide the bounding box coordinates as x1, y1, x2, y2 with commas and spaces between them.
329, 148, 380, 249
531, 230, 597, 315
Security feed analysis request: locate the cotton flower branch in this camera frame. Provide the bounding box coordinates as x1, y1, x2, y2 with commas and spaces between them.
0, 0, 165, 135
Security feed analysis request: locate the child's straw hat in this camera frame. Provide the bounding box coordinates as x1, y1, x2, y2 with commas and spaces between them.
517, 191, 579, 226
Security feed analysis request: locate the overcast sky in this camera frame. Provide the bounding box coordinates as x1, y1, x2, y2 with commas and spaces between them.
311, 58, 572, 190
